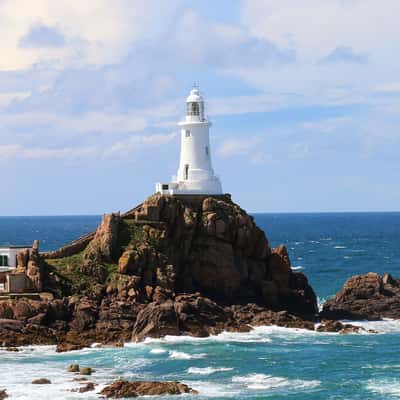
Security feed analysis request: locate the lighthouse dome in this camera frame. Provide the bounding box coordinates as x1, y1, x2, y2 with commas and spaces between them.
186, 88, 203, 103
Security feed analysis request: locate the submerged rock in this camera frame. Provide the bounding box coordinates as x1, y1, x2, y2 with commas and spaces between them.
100, 380, 197, 398
321, 272, 400, 320
32, 378, 51, 384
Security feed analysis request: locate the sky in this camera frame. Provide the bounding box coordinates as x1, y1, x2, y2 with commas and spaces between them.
1, 0, 400, 215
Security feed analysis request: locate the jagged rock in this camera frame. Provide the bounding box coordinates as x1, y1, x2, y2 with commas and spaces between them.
100, 380, 197, 398
132, 294, 229, 341
321, 272, 400, 320
228, 304, 315, 330
84, 213, 120, 263
317, 320, 375, 334
0, 389, 8, 400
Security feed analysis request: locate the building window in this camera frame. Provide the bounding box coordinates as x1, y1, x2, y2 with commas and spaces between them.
205, 146, 209, 156
185, 130, 190, 137
162, 184, 169, 190
184, 164, 189, 180
0, 255, 8, 267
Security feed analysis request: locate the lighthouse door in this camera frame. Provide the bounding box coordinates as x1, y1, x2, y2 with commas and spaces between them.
184, 164, 189, 180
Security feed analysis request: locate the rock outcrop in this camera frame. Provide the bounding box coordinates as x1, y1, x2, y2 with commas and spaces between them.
100, 380, 197, 398
0, 194, 318, 348
321, 272, 400, 320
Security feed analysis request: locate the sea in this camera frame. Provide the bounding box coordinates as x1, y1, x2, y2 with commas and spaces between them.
0, 212, 400, 399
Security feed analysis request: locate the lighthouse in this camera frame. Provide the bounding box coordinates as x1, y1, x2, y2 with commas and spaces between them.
156, 87, 223, 195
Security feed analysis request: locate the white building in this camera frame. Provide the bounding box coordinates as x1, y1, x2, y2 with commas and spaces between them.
0, 245, 30, 271
0, 245, 31, 292
156, 87, 223, 195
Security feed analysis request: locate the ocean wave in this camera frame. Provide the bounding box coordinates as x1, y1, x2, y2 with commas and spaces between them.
334, 245, 347, 249
232, 373, 320, 391
292, 265, 304, 271
169, 350, 206, 360
187, 367, 234, 375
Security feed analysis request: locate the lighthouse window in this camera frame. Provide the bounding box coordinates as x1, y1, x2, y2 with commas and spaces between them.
205, 146, 209, 156
184, 164, 189, 180
185, 130, 190, 137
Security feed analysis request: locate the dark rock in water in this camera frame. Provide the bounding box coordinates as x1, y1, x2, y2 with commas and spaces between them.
100, 380, 197, 398
5, 347, 19, 352
56, 343, 85, 353
32, 378, 51, 384
228, 304, 315, 331
0, 389, 7, 400
71, 382, 96, 393
67, 364, 80, 372
321, 272, 400, 320
316, 320, 375, 334
79, 367, 92, 375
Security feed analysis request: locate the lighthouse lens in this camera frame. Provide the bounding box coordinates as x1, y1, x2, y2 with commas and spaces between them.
187, 102, 200, 116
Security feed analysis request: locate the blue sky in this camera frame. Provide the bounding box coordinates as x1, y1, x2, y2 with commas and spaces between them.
1, 0, 400, 215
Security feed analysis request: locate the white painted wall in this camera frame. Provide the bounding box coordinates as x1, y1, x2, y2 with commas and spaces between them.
0, 247, 29, 270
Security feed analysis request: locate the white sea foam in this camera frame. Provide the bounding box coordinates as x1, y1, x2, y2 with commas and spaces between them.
292, 265, 304, 271
169, 350, 206, 360
334, 245, 347, 249
149, 348, 167, 354
367, 378, 400, 396
341, 318, 400, 334
232, 373, 320, 391
187, 367, 234, 375
188, 381, 241, 397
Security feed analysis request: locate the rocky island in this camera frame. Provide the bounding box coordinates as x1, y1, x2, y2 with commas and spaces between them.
0, 193, 319, 349
1, 193, 399, 351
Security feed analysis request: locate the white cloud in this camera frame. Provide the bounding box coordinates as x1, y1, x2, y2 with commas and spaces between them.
233, 1, 400, 108
0, 91, 31, 107
0, 0, 182, 70
242, 0, 400, 60
0, 132, 176, 162
374, 83, 400, 94
301, 117, 353, 134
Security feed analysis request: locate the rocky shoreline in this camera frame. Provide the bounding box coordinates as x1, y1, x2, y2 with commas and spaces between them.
0, 194, 399, 353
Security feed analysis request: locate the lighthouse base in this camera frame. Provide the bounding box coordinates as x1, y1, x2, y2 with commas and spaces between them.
156, 177, 222, 196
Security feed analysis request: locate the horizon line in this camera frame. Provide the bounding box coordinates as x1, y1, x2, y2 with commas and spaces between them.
1, 210, 400, 218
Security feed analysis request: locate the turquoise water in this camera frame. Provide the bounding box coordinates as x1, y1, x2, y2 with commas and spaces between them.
0, 213, 400, 399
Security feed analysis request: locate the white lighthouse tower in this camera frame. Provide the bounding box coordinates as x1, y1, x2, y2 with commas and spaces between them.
156, 87, 223, 195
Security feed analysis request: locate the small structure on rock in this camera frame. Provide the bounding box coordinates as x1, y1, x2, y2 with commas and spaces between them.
0, 241, 43, 294
156, 86, 222, 195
